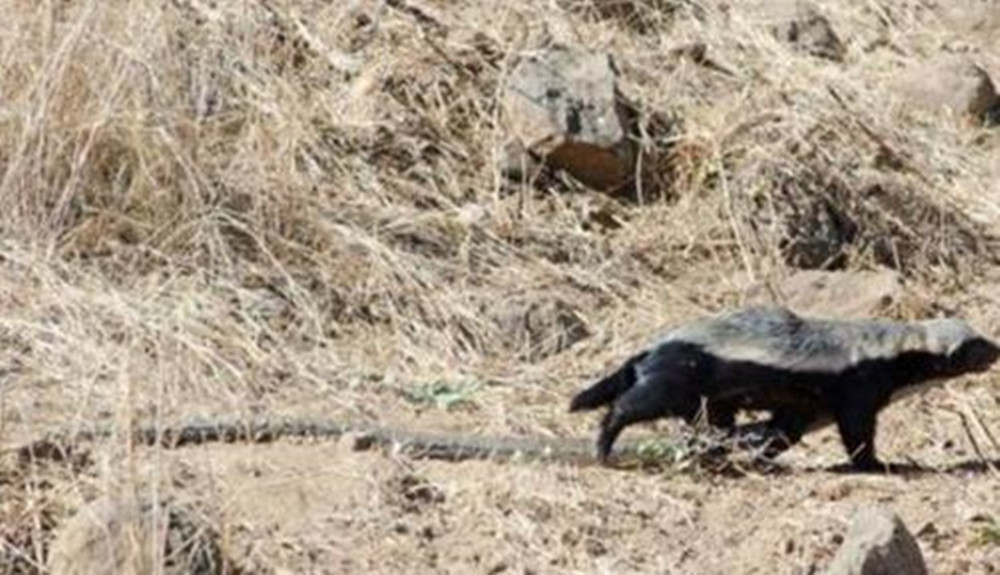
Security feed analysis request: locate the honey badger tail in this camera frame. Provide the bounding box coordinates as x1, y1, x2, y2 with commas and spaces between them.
569, 352, 647, 412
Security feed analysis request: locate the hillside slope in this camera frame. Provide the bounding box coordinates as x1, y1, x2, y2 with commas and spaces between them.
0, 1, 998, 573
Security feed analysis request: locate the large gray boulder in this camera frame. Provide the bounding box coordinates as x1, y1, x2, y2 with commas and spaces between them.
501, 46, 636, 192
745, 269, 911, 319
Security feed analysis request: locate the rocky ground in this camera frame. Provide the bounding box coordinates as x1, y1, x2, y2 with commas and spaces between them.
0, 1, 999, 573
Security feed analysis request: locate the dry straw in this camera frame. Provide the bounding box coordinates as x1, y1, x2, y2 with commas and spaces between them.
0, 1, 998, 572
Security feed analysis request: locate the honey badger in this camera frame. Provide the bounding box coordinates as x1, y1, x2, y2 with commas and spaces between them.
569, 306, 1000, 471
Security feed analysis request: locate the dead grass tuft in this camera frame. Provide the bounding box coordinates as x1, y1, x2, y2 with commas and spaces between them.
1, 0, 999, 572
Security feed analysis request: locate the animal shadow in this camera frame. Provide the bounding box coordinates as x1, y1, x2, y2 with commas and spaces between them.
800, 458, 1000, 477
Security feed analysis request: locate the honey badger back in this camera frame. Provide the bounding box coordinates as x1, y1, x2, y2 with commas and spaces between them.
569, 306, 1000, 471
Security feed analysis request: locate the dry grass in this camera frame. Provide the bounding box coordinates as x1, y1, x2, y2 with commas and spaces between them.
0, 0, 998, 573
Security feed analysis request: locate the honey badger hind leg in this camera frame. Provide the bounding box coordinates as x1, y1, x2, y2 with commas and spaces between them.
802, 377, 894, 473
596, 380, 698, 464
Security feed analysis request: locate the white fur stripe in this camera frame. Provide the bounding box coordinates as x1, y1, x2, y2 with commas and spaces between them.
656, 306, 973, 375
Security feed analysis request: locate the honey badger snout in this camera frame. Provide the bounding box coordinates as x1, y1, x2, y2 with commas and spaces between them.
953, 337, 1000, 373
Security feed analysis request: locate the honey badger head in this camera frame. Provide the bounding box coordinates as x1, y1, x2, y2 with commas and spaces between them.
921, 318, 1000, 377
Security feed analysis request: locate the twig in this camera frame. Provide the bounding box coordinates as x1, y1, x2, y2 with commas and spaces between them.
955, 408, 999, 476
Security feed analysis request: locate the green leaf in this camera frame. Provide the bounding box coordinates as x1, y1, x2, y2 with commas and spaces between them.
404, 380, 481, 411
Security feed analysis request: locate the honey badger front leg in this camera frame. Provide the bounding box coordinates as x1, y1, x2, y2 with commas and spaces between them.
723, 382, 891, 472
828, 380, 893, 472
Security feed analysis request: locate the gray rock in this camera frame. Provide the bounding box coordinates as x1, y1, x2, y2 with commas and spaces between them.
746, 269, 908, 319
896, 54, 1000, 124
825, 507, 928, 575
501, 46, 636, 191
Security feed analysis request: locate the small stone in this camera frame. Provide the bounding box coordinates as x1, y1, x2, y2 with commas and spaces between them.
489, 294, 590, 361
895, 54, 1000, 124
825, 507, 928, 575
455, 204, 488, 227
915, 522, 938, 538
959, 508, 993, 523
752, 0, 846, 61
584, 538, 608, 557
47, 493, 227, 575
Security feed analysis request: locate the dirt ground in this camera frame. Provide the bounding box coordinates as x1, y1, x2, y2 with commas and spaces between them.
1, 0, 999, 573
160, 395, 1000, 575
3, 371, 997, 574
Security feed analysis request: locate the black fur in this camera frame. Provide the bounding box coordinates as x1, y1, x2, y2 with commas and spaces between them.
568, 351, 647, 412
570, 306, 1000, 471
